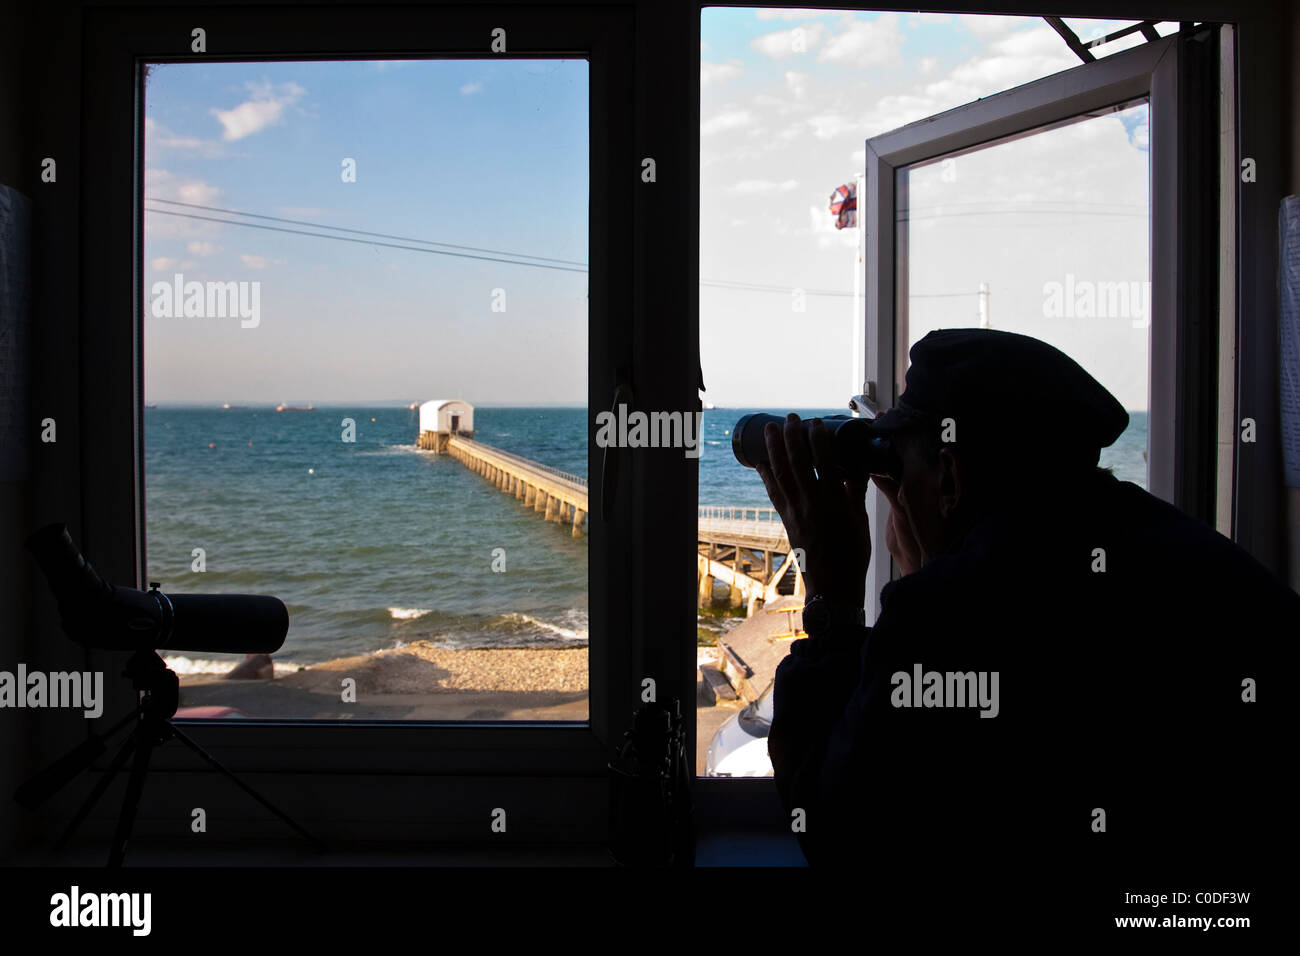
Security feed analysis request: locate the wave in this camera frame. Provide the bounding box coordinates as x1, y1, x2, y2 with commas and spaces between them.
164, 655, 240, 676
497, 611, 588, 642
388, 606, 433, 621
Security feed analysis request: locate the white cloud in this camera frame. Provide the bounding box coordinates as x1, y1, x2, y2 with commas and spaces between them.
187, 241, 220, 256
701, 109, 754, 136
701, 60, 743, 88
752, 23, 825, 60
211, 80, 305, 141
151, 257, 179, 271
784, 71, 808, 99
807, 111, 854, 140
239, 254, 286, 270
818, 13, 904, 69
727, 179, 799, 194
459, 81, 483, 95
143, 117, 224, 157
144, 168, 220, 205
924, 24, 1076, 107
857, 91, 950, 138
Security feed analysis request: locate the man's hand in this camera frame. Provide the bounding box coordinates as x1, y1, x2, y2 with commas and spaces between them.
755, 414, 870, 608
871, 473, 923, 577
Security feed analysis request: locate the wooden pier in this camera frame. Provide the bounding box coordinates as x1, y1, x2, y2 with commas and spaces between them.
447, 436, 590, 537
696, 506, 804, 615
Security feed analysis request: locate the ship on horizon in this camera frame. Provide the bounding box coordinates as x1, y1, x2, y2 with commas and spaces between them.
275, 403, 316, 412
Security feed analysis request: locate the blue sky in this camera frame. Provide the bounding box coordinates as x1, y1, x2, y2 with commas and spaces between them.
144, 59, 588, 405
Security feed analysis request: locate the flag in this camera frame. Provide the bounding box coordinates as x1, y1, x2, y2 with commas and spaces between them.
829, 182, 857, 229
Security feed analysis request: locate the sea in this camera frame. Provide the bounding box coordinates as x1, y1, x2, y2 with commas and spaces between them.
145, 405, 1148, 674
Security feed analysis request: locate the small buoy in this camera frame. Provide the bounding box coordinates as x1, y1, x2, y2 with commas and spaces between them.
308, 468, 314, 474
370, 417, 376, 422
723, 430, 729, 436
248, 441, 253, 446
208, 442, 215, 448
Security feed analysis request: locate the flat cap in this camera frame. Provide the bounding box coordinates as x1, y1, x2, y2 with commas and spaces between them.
870, 328, 1129, 456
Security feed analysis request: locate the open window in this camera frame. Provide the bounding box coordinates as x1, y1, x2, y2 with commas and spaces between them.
861, 27, 1224, 615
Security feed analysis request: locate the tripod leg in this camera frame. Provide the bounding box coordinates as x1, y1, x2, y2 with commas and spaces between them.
168, 725, 327, 853
15, 708, 137, 811
54, 728, 137, 854
107, 726, 156, 868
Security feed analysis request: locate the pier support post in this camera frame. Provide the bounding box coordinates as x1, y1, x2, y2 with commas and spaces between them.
535, 490, 547, 513
525, 485, 536, 506
544, 494, 558, 521
729, 549, 744, 608
571, 508, 585, 537
698, 558, 714, 608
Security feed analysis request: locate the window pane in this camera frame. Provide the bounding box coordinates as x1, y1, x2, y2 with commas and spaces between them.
897, 102, 1152, 488
143, 59, 590, 721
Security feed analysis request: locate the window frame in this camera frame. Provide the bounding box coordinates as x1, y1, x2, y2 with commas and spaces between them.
78, 4, 636, 843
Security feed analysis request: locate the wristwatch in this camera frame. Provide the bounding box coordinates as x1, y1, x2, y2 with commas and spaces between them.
801, 594, 866, 638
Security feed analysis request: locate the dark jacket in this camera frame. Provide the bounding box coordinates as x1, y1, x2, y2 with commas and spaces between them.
768, 471, 1295, 870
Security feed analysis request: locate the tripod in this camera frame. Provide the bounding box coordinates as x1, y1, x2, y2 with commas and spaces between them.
14, 649, 326, 866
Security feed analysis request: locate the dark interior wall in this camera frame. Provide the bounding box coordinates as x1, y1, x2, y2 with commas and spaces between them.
1, 0, 92, 859
0, 2, 34, 862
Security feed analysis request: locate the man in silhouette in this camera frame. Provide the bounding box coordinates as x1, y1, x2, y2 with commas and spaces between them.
757, 329, 1292, 876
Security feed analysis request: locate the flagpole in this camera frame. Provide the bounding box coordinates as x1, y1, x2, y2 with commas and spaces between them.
852, 173, 864, 403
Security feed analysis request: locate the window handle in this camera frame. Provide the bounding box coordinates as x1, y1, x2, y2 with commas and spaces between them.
601, 373, 634, 521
